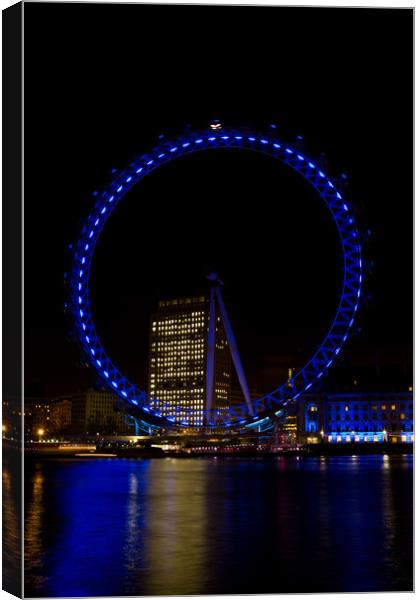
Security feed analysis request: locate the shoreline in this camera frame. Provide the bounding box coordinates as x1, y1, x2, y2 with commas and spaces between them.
14, 442, 414, 460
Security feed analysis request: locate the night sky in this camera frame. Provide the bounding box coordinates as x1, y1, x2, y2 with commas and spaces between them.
24, 4, 413, 399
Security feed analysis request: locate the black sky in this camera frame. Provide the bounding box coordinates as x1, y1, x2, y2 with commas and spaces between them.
24, 4, 413, 398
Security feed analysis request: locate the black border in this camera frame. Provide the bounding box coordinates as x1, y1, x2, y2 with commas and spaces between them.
2, 2, 23, 598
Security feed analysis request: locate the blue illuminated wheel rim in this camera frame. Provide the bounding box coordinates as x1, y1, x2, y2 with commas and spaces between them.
70, 126, 363, 429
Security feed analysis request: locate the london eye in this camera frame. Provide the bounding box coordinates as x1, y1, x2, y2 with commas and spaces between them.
69, 123, 363, 431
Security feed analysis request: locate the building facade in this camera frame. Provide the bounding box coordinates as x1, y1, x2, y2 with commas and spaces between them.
148, 296, 231, 426
71, 389, 134, 435
23, 400, 51, 439
49, 398, 72, 434
3, 399, 21, 441
275, 414, 298, 446
295, 392, 413, 444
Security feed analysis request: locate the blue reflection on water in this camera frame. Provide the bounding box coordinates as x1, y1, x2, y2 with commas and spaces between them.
23, 455, 413, 596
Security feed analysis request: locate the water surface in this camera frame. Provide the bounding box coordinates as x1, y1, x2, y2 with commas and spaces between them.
21, 455, 413, 596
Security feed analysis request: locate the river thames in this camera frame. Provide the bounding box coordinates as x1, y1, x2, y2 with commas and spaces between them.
18, 454, 412, 596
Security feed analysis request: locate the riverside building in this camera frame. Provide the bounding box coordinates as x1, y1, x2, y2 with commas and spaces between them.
71, 388, 134, 435
295, 392, 413, 444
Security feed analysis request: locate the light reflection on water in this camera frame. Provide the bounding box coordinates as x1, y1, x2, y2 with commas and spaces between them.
3, 460, 22, 595
24, 465, 48, 592
21, 454, 413, 597
140, 460, 209, 594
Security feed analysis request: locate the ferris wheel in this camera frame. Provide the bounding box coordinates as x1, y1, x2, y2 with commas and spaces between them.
69, 123, 363, 431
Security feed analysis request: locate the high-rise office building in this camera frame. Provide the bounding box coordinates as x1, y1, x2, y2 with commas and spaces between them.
148, 296, 231, 426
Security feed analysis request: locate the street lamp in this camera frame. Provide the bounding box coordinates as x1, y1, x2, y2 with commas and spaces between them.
382, 429, 387, 443
37, 428, 45, 441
